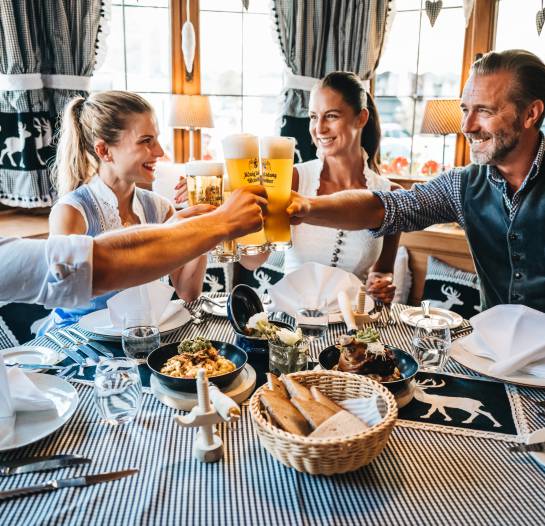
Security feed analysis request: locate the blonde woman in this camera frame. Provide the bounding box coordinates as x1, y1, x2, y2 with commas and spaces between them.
38, 91, 208, 333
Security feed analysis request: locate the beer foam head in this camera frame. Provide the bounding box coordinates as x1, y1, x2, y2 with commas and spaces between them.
184, 160, 224, 176
222, 133, 259, 159
260, 136, 295, 159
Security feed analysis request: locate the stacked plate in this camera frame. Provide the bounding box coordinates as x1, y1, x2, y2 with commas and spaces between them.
78, 301, 191, 341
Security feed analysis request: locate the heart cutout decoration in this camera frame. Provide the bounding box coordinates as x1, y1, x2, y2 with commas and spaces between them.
425, 0, 443, 27
536, 8, 545, 36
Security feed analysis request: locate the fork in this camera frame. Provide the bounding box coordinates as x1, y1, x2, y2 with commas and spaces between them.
43, 332, 90, 377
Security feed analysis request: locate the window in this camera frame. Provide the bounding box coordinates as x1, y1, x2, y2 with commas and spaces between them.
374, 1, 465, 176
199, 1, 285, 159
495, 0, 545, 61
91, 0, 173, 158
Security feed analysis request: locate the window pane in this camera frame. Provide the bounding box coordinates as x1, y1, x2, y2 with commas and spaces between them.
121, 1, 169, 7
200, 12, 242, 95
125, 6, 171, 92
495, 0, 545, 62
242, 96, 278, 135
200, 0, 243, 12
91, 5, 126, 91
202, 96, 243, 160
375, 11, 420, 97
417, 7, 464, 97
243, 14, 284, 96
376, 96, 415, 175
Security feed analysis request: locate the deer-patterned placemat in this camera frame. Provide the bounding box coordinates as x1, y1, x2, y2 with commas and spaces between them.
397, 372, 527, 442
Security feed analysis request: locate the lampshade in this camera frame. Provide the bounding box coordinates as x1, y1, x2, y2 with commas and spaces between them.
168, 94, 214, 129
420, 99, 462, 135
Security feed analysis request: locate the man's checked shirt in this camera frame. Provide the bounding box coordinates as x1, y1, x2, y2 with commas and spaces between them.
371, 134, 545, 237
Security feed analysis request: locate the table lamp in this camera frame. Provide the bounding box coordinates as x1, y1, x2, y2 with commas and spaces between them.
420, 98, 462, 170
168, 94, 214, 161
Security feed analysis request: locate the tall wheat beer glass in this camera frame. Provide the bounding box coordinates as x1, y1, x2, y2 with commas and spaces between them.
260, 136, 295, 250
222, 134, 268, 255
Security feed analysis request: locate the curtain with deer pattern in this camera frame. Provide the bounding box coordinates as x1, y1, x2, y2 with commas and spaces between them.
0, 0, 103, 208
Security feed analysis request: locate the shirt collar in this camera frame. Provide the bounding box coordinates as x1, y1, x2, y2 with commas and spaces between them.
487, 132, 545, 187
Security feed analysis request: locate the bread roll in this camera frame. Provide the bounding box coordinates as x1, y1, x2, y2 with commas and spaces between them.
281, 376, 313, 401
309, 410, 369, 439
291, 397, 337, 429
266, 373, 289, 398
260, 391, 311, 436
310, 386, 343, 414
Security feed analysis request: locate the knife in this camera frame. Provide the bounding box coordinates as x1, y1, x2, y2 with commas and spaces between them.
509, 442, 545, 453
0, 455, 92, 476
0, 468, 138, 500
6, 364, 65, 371
58, 329, 100, 363
43, 333, 86, 366
65, 326, 114, 358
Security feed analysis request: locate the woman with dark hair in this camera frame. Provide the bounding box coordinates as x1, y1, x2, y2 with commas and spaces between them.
243, 71, 400, 303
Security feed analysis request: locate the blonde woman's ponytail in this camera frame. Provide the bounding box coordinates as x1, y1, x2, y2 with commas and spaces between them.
53, 96, 97, 196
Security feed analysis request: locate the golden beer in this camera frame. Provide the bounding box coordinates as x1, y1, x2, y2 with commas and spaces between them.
185, 161, 224, 207
259, 136, 295, 250
222, 134, 268, 254
214, 189, 240, 262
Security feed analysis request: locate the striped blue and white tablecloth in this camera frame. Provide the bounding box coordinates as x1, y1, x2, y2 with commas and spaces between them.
1, 302, 545, 525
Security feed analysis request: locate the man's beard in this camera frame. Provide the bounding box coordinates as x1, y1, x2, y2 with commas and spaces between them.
465, 118, 523, 165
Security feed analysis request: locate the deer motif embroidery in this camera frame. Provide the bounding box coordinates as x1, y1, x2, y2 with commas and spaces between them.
203, 273, 224, 295
414, 379, 501, 427
0, 122, 32, 168
253, 269, 272, 296
33, 117, 53, 166
429, 284, 464, 310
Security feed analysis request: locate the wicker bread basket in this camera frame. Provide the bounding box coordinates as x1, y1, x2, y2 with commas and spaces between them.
249, 370, 398, 476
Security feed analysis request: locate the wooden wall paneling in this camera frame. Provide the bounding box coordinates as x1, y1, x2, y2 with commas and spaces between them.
170, 0, 202, 163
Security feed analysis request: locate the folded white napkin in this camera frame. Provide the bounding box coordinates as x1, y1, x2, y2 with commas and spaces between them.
0, 356, 56, 447
268, 263, 363, 316
106, 280, 180, 329
458, 304, 545, 377
339, 395, 383, 426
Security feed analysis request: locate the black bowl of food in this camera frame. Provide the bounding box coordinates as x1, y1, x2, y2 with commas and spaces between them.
147, 337, 247, 393
318, 331, 418, 408
227, 284, 296, 354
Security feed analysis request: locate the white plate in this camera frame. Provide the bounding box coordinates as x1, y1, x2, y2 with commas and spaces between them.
450, 339, 545, 388
399, 306, 463, 329
1, 346, 63, 366
79, 301, 191, 340
527, 428, 545, 469
0, 373, 79, 452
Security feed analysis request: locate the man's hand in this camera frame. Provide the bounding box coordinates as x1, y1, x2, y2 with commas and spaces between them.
174, 176, 188, 205
167, 204, 216, 223
216, 185, 268, 239
286, 191, 311, 225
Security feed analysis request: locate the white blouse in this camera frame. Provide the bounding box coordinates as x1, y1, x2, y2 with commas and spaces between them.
284, 155, 392, 281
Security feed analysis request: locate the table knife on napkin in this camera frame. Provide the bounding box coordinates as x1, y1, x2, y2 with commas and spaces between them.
0, 468, 138, 500
0, 455, 91, 476
509, 442, 545, 453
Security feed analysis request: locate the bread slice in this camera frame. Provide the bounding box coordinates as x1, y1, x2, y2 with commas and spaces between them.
266, 373, 289, 398
309, 410, 369, 439
291, 397, 337, 429
310, 386, 343, 414
281, 375, 313, 401
260, 391, 311, 436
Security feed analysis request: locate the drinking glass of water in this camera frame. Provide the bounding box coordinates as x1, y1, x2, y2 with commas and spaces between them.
94, 357, 142, 425
122, 313, 161, 361
296, 303, 328, 341
412, 317, 451, 372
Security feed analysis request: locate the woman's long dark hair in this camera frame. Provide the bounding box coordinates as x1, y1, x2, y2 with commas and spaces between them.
319, 71, 381, 172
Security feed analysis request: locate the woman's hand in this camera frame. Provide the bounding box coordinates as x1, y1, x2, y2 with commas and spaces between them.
366, 271, 396, 304
174, 176, 188, 205
168, 204, 216, 223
